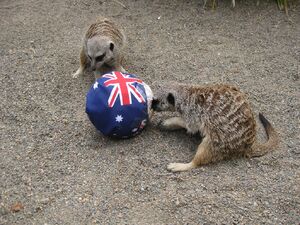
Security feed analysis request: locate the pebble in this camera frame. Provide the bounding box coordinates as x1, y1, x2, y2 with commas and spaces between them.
10, 203, 24, 213
0, 206, 9, 216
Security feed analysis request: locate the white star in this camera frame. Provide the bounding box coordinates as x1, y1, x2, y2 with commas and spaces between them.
93, 81, 99, 90
115, 115, 123, 123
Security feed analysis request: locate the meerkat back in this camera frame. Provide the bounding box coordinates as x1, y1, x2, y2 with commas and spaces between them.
73, 17, 126, 78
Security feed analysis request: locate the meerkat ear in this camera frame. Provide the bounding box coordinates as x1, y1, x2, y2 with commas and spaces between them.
167, 93, 175, 106
110, 42, 114, 51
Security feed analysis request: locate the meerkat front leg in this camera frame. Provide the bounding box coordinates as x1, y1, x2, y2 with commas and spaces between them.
73, 48, 87, 78
118, 65, 126, 73
113, 64, 126, 73
73, 67, 84, 78
113, 59, 126, 73
160, 117, 186, 131
167, 136, 213, 172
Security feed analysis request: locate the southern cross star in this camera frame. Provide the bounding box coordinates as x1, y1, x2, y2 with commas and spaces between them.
115, 115, 123, 123
93, 81, 99, 90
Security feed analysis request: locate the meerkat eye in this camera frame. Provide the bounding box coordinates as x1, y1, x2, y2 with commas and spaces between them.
95, 53, 106, 62
151, 99, 160, 110
167, 93, 175, 106
88, 55, 92, 61
110, 43, 114, 51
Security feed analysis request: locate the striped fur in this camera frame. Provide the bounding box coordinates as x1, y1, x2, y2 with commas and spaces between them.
152, 82, 279, 172
85, 17, 125, 47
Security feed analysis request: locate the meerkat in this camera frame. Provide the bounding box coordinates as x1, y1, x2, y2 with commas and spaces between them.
73, 17, 126, 78
151, 82, 279, 172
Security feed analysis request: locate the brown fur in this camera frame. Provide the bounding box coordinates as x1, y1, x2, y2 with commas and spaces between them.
151, 82, 279, 172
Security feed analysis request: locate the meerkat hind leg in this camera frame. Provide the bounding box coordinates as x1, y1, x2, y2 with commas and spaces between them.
167, 136, 212, 172
161, 117, 186, 131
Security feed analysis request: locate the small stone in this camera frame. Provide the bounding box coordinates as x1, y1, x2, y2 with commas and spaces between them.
0, 206, 9, 216
10, 203, 24, 212
40, 197, 49, 204
35, 206, 42, 212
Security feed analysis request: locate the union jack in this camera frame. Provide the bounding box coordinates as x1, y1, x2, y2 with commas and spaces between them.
103, 71, 146, 108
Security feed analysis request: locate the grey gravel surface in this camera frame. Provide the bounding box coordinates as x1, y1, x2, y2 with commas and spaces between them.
0, 0, 299, 224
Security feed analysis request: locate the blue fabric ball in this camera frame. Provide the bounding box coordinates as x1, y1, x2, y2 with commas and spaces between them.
86, 71, 152, 138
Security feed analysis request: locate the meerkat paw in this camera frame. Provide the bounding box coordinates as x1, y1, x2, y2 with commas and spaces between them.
160, 117, 186, 131
72, 67, 83, 78
118, 65, 126, 73
167, 162, 195, 172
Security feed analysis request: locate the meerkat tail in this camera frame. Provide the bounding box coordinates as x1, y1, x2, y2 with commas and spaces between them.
248, 113, 279, 157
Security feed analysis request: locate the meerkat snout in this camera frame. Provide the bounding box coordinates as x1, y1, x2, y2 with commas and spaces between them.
87, 37, 115, 71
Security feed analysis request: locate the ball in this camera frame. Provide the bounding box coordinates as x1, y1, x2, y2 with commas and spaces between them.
86, 71, 153, 138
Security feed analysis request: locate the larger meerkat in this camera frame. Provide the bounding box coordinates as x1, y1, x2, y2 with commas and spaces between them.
151, 83, 279, 172
73, 17, 126, 78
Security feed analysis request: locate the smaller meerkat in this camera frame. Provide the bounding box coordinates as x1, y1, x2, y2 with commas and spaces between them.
151, 82, 279, 172
73, 17, 126, 78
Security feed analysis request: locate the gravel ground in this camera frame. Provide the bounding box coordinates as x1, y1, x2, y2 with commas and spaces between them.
0, 0, 299, 224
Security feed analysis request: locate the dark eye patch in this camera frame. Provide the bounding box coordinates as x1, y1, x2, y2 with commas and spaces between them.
151, 99, 159, 110
87, 55, 92, 61
167, 93, 175, 106
110, 43, 114, 51
95, 53, 106, 62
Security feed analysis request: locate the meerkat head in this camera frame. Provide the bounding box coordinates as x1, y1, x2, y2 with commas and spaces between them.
151, 89, 176, 112
86, 36, 115, 71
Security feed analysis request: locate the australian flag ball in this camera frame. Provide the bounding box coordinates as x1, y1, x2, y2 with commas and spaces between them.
86, 71, 152, 138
